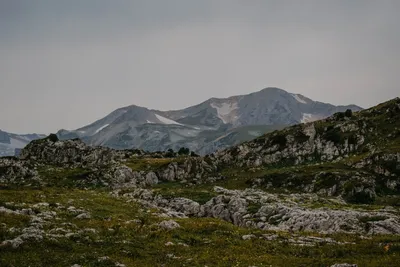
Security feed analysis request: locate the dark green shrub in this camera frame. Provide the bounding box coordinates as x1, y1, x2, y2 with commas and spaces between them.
270, 133, 287, 147
334, 112, 346, 120
190, 151, 199, 157
343, 182, 375, 204
324, 127, 343, 143
231, 147, 240, 157
165, 149, 175, 158
359, 216, 387, 223
178, 147, 190, 155
346, 191, 375, 204
247, 203, 262, 213
348, 134, 358, 145
294, 131, 310, 143
0, 166, 8, 176
47, 133, 59, 142
345, 109, 353, 117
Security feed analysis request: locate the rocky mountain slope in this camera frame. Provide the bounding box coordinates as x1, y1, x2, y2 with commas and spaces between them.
210, 97, 400, 203
0, 130, 45, 157
57, 87, 361, 154
0, 98, 398, 266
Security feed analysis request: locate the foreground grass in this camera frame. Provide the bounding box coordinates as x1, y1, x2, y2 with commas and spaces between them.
125, 157, 186, 172
153, 182, 218, 204
1, 187, 400, 267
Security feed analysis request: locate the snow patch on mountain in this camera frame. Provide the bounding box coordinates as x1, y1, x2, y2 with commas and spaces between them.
292, 94, 307, 104
155, 114, 182, 125
210, 102, 239, 124
94, 124, 109, 134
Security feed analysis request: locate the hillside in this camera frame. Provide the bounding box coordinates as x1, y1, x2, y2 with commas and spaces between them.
212, 97, 400, 203
0, 98, 398, 266
57, 87, 361, 155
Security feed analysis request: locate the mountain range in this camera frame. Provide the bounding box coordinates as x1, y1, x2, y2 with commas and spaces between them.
56, 87, 362, 154
0, 130, 45, 157
0, 87, 362, 156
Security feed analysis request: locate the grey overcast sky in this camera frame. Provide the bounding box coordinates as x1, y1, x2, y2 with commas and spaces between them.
1, 0, 399, 134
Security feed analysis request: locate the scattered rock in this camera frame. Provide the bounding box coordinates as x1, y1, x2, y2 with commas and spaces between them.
0, 236, 24, 248
330, 264, 357, 267
98, 256, 110, 262
76, 213, 91, 220
124, 186, 400, 235
242, 234, 256, 240
159, 220, 181, 230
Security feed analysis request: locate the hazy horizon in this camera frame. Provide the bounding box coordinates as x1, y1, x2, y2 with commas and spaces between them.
0, 86, 374, 135
1, 0, 399, 133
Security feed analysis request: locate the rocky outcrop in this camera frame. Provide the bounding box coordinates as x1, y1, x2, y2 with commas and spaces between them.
0, 157, 39, 185
1, 137, 220, 189
213, 98, 400, 169
119, 157, 221, 186
158, 220, 181, 230
193, 98, 400, 202
156, 159, 220, 183
353, 152, 400, 178
203, 188, 400, 235
0, 205, 56, 248
214, 120, 362, 168
7, 136, 221, 188
20, 137, 126, 168
116, 186, 400, 235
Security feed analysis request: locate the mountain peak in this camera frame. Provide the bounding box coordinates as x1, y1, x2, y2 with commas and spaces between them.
55, 87, 362, 155
258, 87, 287, 93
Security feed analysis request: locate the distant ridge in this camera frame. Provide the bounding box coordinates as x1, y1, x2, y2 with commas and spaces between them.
55, 87, 361, 155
